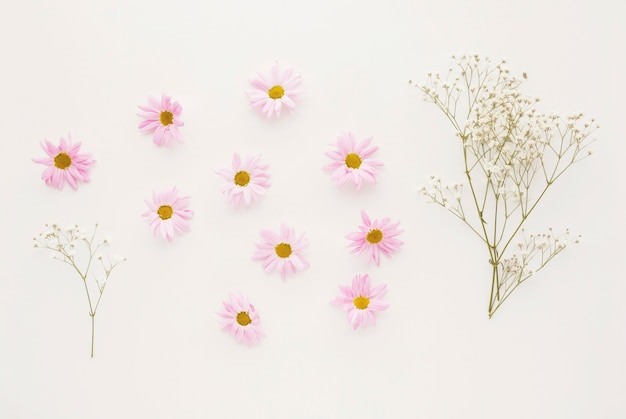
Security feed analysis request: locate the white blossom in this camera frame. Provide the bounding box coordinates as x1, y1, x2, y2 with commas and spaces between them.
33, 222, 126, 357
413, 54, 597, 317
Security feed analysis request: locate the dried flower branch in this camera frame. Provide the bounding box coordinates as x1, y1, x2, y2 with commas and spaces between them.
410, 54, 598, 317
33, 223, 125, 357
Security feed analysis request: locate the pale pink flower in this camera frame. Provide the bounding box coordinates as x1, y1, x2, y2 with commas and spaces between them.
142, 186, 194, 241
347, 210, 403, 265
32, 133, 95, 190
137, 94, 184, 146
252, 224, 310, 280
331, 274, 390, 329
218, 292, 265, 346
215, 153, 271, 207
246, 61, 302, 118
323, 132, 383, 190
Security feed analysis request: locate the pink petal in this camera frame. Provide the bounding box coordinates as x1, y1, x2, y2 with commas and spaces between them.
360, 210, 371, 227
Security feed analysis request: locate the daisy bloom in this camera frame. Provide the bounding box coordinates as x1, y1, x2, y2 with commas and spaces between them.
252, 224, 310, 280
323, 132, 383, 190
142, 186, 194, 241
347, 210, 403, 266
331, 274, 390, 329
137, 94, 184, 146
215, 153, 271, 207
32, 133, 95, 190
218, 292, 265, 346
246, 61, 302, 118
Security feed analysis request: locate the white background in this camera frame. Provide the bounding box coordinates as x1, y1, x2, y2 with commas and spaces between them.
1, 0, 624, 418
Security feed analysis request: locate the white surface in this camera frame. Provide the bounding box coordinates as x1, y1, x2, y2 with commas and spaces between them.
1, 0, 624, 418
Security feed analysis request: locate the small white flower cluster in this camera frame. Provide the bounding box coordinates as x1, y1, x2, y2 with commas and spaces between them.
33, 224, 125, 288
499, 228, 581, 290
411, 55, 597, 317
419, 176, 465, 218
517, 228, 580, 257
34, 224, 88, 261
33, 223, 126, 356
414, 53, 595, 177
412, 56, 597, 214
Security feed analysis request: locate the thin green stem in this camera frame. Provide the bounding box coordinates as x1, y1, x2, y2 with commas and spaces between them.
463, 146, 495, 263
488, 263, 497, 314
90, 314, 95, 358
81, 277, 94, 315
497, 181, 551, 263
93, 281, 107, 314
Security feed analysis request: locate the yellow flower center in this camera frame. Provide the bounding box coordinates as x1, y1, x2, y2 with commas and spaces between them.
236, 312, 252, 326
234, 171, 251, 187
268, 85, 285, 99
353, 296, 370, 310
275, 242, 292, 258
54, 152, 72, 169
160, 110, 174, 126
157, 205, 173, 220
345, 153, 362, 169
366, 229, 383, 244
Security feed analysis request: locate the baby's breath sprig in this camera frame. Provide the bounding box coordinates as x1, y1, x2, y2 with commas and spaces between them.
33, 223, 125, 357
411, 54, 597, 317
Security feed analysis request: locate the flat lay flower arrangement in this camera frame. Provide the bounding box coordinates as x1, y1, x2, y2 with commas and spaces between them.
31, 56, 597, 355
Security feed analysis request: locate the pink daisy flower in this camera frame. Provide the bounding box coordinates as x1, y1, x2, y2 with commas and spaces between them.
246, 61, 302, 118
347, 210, 403, 266
142, 186, 194, 241
331, 274, 390, 329
32, 133, 95, 190
218, 292, 265, 346
215, 153, 271, 207
252, 224, 310, 280
137, 94, 184, 146
323, 132, 383, 190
